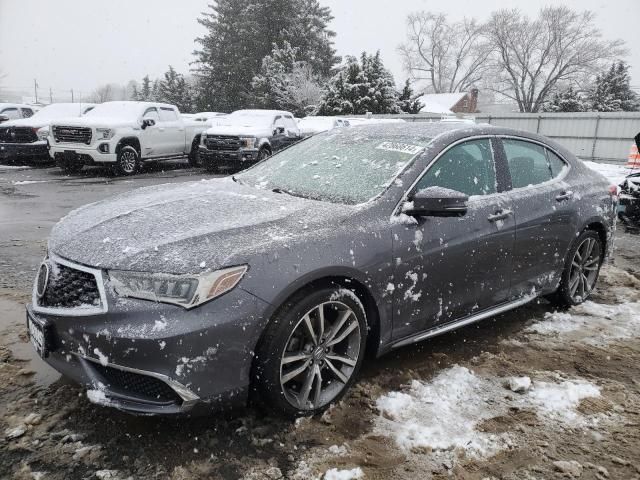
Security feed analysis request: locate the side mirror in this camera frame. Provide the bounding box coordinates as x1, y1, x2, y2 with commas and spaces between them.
141, 118, 156, 129
275, 126, 285, 135
403, 187, 468, 217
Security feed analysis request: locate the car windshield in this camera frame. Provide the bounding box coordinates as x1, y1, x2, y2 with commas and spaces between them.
83, 102, 143, 120
218, 112, 274, 128
237, 128, 431, 205
32, 104, 89, 120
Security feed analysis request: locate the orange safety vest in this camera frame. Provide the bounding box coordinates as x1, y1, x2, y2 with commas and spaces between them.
628, 143, 640, 168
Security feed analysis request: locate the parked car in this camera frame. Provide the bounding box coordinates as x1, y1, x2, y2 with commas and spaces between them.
192, 112, 226, 123
297, 116, 350, 137
49, 101, 209, 175
27, 123, 616, 417
199, 109, 301, 173
0, 103, 95, 163
0, 103, 37, 124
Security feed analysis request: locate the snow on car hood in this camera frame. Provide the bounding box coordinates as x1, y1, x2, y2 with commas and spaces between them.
205, 124, 272, 137
49, 178, 353, 274
50, 117, 138, 129
1, 118, 52, 129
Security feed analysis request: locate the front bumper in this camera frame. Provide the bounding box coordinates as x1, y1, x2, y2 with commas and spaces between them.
27, 269, 270, 415
50, 144, 117, 165
199, 147, 259, 169
0, 141, 49, 161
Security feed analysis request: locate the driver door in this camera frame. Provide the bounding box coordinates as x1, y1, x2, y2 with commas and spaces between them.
390, 137, 516, 341
140, 107, 161, 157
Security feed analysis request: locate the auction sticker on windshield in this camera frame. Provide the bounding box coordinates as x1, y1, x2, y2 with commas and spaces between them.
375, 142, 424, 155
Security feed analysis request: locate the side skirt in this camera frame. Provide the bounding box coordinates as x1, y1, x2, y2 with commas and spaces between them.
390, 295, 535, 349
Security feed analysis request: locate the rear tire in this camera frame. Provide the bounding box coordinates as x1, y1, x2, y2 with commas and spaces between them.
113, 145, 140, 176
549, 230, 603, 307
252, 287, 367, 418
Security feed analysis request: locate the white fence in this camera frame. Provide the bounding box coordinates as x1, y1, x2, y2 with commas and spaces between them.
346, 112, 640, 164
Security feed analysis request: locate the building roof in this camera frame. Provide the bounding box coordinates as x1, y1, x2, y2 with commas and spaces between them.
416, 92, 468, 114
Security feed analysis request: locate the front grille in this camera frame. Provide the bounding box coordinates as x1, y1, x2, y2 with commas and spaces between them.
53, 126, 92, 145
205, 134, 241, 151
39, 262, 101, 309
0, 127, 37, 144
91, 363, 182, 404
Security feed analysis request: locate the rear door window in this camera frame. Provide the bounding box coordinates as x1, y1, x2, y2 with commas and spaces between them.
0, 108, 19, 119
415, 138, 497, 197
503, 139, 555, 188
21, 108, 34, 118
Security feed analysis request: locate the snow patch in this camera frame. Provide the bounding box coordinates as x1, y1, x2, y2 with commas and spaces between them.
324, 467, 364, 480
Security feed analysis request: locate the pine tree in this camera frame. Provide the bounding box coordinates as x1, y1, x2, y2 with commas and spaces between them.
543, 86, 590, 112
317, 51, 401, 115
590, 62, 640, 112
157, 66, 194, 113
137, 75, 153, 101
193, 0, 338, 112
397, 79, 423, 114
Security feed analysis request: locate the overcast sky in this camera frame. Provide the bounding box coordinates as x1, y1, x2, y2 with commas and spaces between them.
1, 0, 638, 100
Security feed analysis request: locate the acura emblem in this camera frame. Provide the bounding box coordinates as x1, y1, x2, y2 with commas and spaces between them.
36, 261, 50, 299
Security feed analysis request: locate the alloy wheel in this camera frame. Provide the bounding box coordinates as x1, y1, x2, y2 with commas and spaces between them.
279, 301, 361, 411
120, 150, 137, 173
568, 236, 601, 302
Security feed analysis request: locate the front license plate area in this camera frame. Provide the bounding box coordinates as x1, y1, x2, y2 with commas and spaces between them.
26, 311, 51, 358
64, 150, 78, 162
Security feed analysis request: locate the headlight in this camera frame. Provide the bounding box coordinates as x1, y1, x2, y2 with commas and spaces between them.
239, 137, 257, 149
96, 128, 115, 140
108, 265, 248, 309
36, 128, 49, 141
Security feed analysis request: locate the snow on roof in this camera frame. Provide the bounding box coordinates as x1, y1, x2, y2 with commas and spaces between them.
417, 92, 469, 114
232, 109, 292, 117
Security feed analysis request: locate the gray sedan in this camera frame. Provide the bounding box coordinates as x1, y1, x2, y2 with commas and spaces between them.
26, 122, 616, 417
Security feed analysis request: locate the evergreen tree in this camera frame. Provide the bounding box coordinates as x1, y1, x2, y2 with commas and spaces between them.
318, 51, 401, 115
193, 0, 338, 111
397, 79, 423, 114
136, 75, 153, 101
543, 86, 590, 112
590, 62, 640, 112
157, 66, 194, 113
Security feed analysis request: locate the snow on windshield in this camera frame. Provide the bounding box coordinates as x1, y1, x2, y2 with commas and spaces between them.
83, 102, 143, 120
32, 103, 90, 120
237, 128, 431, 204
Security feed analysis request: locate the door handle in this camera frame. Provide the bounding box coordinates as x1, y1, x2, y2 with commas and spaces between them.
488, 209, 513, 222
556, 191, 573, 202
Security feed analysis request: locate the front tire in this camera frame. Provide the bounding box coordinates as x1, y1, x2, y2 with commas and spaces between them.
188, 138, 201, 167
252, 287, 367, 417
114, 145, 140, 176
551, 230, 603, 307
257, 147, 271, 161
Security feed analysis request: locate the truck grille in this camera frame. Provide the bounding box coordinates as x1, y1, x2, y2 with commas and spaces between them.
53, 126, 92, 145
91, 363, 182, 404
0, 126, 37, 144
205, 135, 241, 151
39, 261, 101, 309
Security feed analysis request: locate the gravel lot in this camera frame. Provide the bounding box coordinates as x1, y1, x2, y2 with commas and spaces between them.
1, 163, 639, 480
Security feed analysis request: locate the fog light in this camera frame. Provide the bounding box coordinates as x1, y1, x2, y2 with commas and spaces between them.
98, 143, 110, 154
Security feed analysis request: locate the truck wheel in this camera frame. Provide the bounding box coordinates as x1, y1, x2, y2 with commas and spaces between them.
188, 138, 201, 167
257, 147, 271, 161
114, 145, 140, 176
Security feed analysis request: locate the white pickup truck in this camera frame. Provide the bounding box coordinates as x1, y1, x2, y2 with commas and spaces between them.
49, 101, 209, 175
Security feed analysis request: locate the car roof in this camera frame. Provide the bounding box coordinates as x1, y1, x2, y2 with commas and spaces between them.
232, 109, 293, 117
101, 100, 176, 109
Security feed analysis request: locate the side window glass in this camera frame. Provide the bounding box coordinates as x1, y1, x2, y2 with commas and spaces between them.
274, 117, 286, 131
21, 108, 34, 118
546, 149, 567, 178
1, 108, 19, 119
159, 108, 178, 122
503, 139, 553, 188
415, 138, 497, 197
143, 108, 160, 122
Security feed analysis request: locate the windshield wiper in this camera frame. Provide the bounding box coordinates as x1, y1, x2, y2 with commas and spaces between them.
272, 187, 308, 199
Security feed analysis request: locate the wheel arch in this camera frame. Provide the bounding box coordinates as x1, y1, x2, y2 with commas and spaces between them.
252, 268, 383, 359
116, 137, 141, 157
578, 216, 610, 256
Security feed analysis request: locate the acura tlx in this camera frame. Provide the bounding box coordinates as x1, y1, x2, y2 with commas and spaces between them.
27, 122, 616, 417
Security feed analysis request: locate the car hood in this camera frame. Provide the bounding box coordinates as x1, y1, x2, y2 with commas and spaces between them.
51, 117, 138, 129
1, 118, 51, 129
49, 177, 354, 274
205, 124, 272, 137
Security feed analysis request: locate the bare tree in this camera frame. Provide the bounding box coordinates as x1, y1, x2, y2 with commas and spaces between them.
88, 84, 114, 103
399, 12, 491, 93
485, 7, 626, 112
